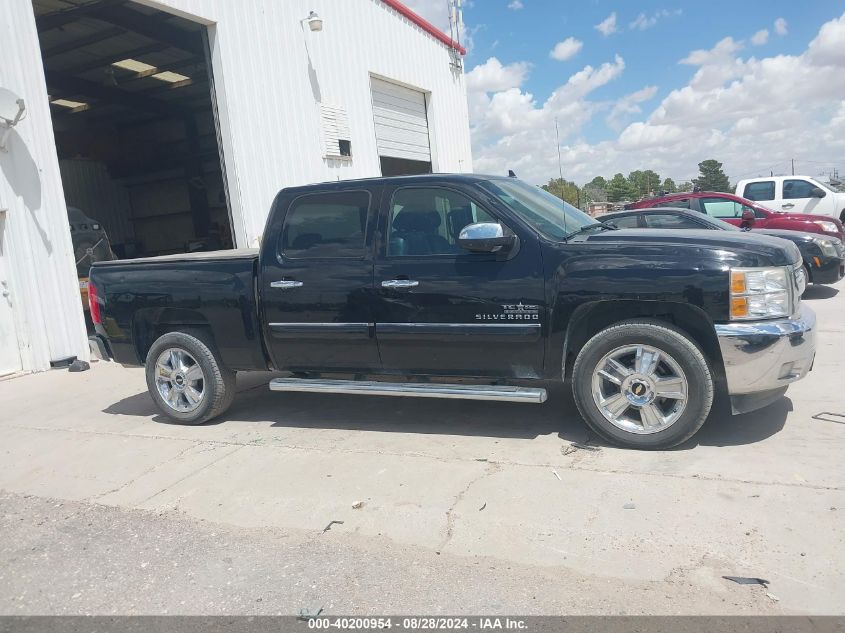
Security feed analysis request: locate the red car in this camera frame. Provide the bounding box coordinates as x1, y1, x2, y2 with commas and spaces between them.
626, 191, 845, 241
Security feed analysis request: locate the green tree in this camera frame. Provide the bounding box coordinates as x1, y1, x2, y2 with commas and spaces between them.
661, 177, 677, 193
542, 177, 582, 208
677, 181, 693, 192
626, 170, 661, 199
587, 176, 607, 190
693, 159, 731, 192
607, 173, 633, 202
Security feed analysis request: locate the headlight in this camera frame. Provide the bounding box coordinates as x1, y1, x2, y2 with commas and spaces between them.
813, 220, 839, 233
814, 238, 838, 257
729, 267, 792, 320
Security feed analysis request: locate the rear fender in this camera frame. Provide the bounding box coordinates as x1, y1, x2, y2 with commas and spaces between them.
133, 308, 211, 364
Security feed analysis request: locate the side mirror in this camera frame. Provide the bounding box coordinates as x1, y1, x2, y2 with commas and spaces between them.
458, 222, 515, 253
740, 208, 755, 230
810, 187, 826, 198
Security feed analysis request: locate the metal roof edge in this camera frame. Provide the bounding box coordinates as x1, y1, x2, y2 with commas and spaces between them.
380, 0, 467, 56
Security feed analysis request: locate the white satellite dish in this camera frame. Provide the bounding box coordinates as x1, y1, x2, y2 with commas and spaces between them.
0, 87, 26, 153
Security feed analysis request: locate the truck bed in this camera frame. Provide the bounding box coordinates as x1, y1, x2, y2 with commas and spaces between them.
89, 249, 266, 370
92, 248, 259, 267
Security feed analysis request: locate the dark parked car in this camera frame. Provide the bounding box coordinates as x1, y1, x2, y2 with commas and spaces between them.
598, 207, 845, 286
625, 190, 845, 241
88, 175, 816, 449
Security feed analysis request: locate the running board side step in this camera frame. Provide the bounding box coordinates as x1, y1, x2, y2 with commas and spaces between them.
268, 378, 547, 403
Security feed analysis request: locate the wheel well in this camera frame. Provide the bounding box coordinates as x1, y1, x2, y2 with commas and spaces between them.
562, 301, 724, 381
133, 309, 215, 363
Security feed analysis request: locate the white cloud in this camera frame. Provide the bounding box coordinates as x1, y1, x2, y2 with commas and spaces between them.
507, 0, 524, 10
751, 29, 769, 45
468, 12, 845, 186
807, 12, 845, 66
469, 56, 626, 179
618, 122, 685, 150
549, 37, 583, 61
680, 36, 743, 65
774, 17, 788, 36
466, 57, 531, 93
629, 9, 682, 31
595, 12, 618, 36
606, 85, 658, 131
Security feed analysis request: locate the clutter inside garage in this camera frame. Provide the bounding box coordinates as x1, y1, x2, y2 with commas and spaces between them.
34, 0, 235, 262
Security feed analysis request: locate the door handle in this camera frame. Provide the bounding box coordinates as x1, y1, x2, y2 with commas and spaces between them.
270, 280, 304, 289
381, 279, 419, 289
781, 203, 795, 209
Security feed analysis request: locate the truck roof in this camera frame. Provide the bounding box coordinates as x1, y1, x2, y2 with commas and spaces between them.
279, 173, 506, 193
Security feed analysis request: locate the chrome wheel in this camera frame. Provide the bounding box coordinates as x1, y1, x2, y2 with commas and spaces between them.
590, 344, 688, 434
154, 348, 205, 413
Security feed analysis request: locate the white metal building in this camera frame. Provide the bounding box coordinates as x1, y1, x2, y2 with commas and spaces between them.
0, 0, 472, 376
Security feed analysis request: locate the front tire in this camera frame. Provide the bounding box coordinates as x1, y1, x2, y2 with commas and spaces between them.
572, 320, 714, 449
145, 331, 235, 425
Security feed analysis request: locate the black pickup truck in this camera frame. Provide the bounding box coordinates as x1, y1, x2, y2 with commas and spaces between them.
89, 174, 817, 449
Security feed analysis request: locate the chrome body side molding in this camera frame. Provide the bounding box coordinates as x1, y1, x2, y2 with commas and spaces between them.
269, 378, 547, 403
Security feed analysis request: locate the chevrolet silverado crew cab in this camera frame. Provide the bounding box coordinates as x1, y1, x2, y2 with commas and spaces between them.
88, 175, 817, 449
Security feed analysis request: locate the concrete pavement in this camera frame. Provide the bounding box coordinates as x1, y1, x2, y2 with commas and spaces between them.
1, 279, 843, 614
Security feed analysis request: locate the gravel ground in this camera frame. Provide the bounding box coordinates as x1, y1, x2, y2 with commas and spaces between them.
0, 491, 773, 615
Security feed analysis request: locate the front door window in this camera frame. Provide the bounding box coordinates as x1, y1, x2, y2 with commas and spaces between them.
387, 188, 500, 257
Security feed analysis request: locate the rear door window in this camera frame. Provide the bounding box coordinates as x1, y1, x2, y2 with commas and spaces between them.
644, 214, 704, 229
743, 181, 775, 201
280, 191, 370, 259
604, 215, 640, 228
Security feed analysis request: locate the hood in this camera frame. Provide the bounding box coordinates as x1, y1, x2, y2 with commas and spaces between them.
773, 210, 842, 224
575, 228, 802, 267
755, 228, 818, 244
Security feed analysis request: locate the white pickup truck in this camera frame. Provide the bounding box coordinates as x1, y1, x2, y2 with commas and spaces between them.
735, 176, 845, 222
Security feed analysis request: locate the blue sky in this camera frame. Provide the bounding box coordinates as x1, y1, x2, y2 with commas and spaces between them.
406, 0, 845, 185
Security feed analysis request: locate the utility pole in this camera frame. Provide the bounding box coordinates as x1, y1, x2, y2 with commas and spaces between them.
791, 158, 795, 175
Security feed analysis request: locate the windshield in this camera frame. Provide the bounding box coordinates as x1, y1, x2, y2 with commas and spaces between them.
479, 178, 594, 240
812, 179, 845, 194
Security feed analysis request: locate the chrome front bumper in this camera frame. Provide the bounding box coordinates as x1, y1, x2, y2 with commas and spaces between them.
715, 304, 816, 413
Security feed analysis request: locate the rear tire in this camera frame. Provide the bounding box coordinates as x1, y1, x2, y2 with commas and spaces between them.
145, 330, 235, 425
572, 319, 714, 449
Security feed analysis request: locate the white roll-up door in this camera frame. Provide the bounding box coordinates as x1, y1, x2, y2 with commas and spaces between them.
371, 78, 431, 163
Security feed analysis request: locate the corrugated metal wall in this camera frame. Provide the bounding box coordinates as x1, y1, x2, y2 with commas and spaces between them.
139, 0, 473, 246
59, 159, 134, 244
0, 0, 89, 371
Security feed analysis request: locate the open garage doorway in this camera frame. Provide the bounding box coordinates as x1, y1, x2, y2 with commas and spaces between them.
32, 0, 235, 271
